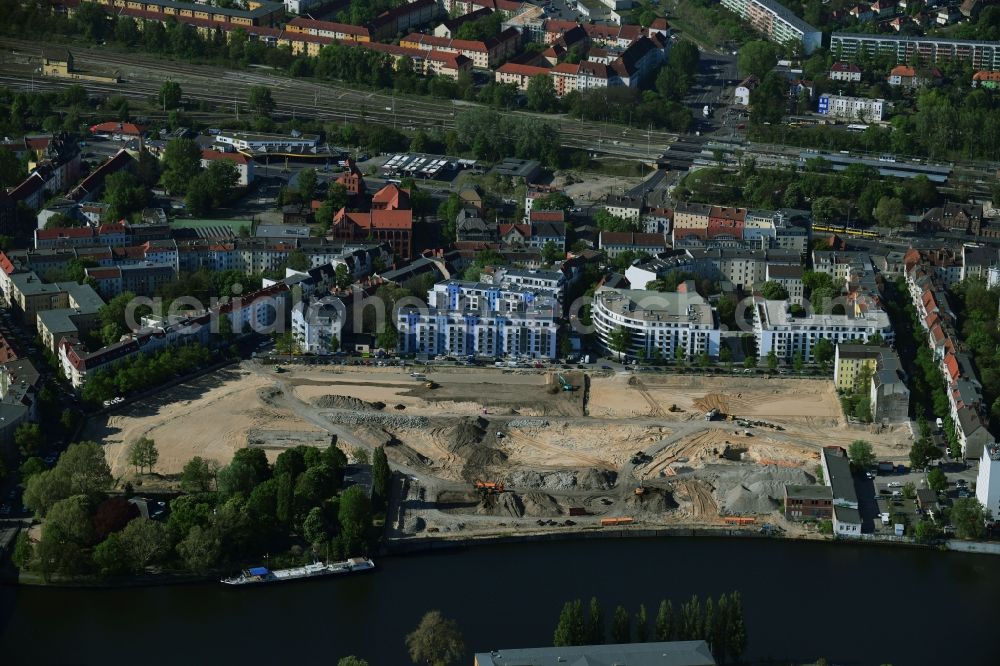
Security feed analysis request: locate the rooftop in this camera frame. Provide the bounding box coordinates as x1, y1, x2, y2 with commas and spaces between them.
594, 286, 716, 327
474, 641, 716, 666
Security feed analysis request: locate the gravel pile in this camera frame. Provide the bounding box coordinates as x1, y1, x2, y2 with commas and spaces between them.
509, 418, 549, 429
505, 468, 617, 491
707, 464, 812, 516
325, 412, 429, 428
314, 395, 385, 410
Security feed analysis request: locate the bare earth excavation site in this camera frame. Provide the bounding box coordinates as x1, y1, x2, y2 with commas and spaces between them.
86, 362, 913, 540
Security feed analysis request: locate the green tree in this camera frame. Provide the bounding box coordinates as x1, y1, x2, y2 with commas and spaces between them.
405, 611, 465, 666
909, 437, 942, 470
541, 240, 561, 265
298, 168, 318, 201
608, 325, 630, 358
767, 350, 779, 372
915, 519, 943, 544
302, 506, 330, 549
20, 456, 46, 481
93, 532, 130, 576
118, 517, 170, 572
554, 599, 587, 646
337, 485, 372, 556
371, 445, 391, 512
158, 80, 182, 110
23, 441, 113, 516
812, 338, 834, 371
635, 603, 649, 642
587, 596, 604, 644
0, 146, 23, 188
217, 461, 258, 498
177, 524, 222, 574
37, 495, 97, 577
761, 281, 789, 300
951, 497, 989, 539
12, 530, 33, 571
275, 472, 295, 528
247, 85, 275, 118
376, 322, 399, 351
793, 352, 804, 373
14, 422, 42, 458
738, 40, 780, 79
874, 196, 906, 229
180, 456, 217, 493
232, 447, 271, 483
655, 599, 674, 641
526, 74, 558, 113
927, 467, 947, 493
160, 137, 202, 195
725, 591, 747, 661
611, 605, 630, 643
128, 436, 159, 475
848, 440, 875, 471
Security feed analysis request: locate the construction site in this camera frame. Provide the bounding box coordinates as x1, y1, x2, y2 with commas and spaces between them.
88, 363, 915, 538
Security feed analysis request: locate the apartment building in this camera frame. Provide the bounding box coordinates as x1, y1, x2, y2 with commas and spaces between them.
591, 283, 720, 360
831, 32, 1000, 70
396, 280, 559, 358
720, 0, 822, 54
291, 297, 345, 354
818, 94, 885, 122
834, 344, 909, 422
753, 297, 894, 362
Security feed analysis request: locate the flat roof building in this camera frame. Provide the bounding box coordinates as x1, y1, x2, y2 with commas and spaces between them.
721, 0, 822, 54
474, 640, 716, 666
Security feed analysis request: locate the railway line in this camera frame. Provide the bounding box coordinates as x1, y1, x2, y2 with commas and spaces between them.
0, 38, 679, 161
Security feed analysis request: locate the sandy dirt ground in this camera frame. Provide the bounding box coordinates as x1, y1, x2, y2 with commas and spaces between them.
87, 367, 323, 478
88, 363, 912, 537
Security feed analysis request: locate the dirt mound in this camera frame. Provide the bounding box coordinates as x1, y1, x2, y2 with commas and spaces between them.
445, 417, 508, 481
625, 488, 677, 516
522, 492, 562, 516
505, 467, 617, 491
477, 492, 525, 517
313, 395, 385, 411
578, 468, 618, 490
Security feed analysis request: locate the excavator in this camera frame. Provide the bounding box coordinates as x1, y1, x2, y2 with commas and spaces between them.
557, 374, 574, 391
474, 479, 506, 495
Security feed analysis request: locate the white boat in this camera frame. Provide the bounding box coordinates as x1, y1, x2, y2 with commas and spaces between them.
221, 557, 375, 586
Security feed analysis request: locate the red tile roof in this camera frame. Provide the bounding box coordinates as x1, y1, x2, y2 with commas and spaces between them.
201, 149, 250, 165
89, 121, 146, 136
36, 227, 94, 241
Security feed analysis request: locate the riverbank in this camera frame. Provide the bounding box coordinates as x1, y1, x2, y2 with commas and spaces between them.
7, 519, 988, 589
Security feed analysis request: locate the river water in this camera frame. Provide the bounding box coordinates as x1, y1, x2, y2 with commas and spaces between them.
0, 536, 997, 665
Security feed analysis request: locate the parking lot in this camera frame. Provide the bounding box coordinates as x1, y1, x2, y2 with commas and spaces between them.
862, 460, 980, 536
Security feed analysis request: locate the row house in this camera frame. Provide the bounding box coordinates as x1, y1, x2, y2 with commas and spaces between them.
284, 16, 372, 42
401, 28, 521, 69
439, 0, 526, 20
906, 260, 993, 458
79, 0, 285, 27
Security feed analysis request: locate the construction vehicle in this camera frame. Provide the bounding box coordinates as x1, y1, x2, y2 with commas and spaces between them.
473, 479, 505, 495
424, 380, 438, 389
557, 374, 574, 391
634, 485, 646, 496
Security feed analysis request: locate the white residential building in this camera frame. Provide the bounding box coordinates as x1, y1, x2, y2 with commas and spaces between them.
291, 297, 345, 354
720, 0, 822, 53
397, 281, 559, 358
753, 298, 894, 361
976, 443, 1000, 519
591, 283, 720, 360
817, 94, 885, 122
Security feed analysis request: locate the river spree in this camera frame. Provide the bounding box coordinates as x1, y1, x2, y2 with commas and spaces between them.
1, 536, 998, 664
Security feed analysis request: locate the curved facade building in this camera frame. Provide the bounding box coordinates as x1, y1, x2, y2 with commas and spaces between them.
591, 284, 720, 360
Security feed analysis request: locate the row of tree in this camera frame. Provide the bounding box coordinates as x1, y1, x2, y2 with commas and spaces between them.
80, 343, 217, 405
553, 594, 747, 662
16, 438, 383, 579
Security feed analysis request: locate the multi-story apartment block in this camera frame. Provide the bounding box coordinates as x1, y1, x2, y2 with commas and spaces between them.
591, 283, 720, 360
397, 281, 559, 358
831, 33, 1000, 70
753, 297, 894, 362
720, 0, 822, 54
291, 297, 345, 354
818, 94, 885, 122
